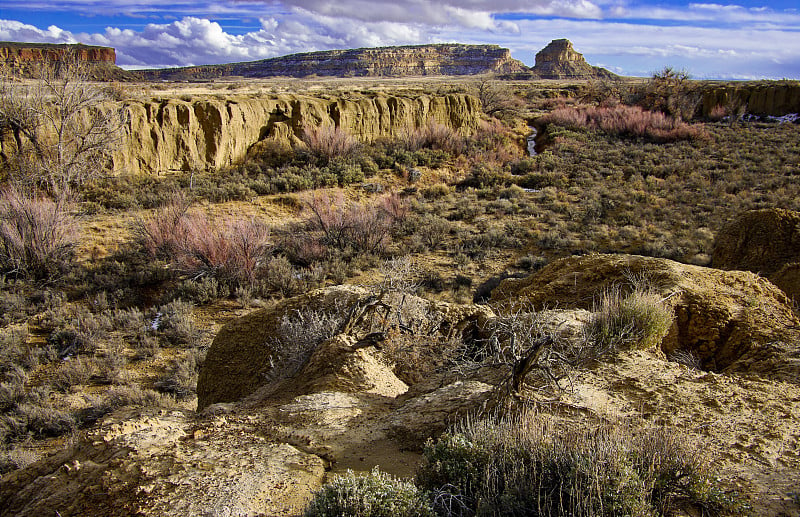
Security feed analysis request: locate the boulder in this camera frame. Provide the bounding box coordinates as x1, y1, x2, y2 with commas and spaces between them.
712, 208, 800, 277
0, 408, 326, 517
491, 253, 799, 377
197, 285, 495, 409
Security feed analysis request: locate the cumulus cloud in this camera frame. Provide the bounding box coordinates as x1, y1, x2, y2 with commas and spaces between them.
1, 0, 799, 78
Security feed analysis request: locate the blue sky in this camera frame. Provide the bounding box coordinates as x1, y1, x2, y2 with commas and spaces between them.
1, 1, 799, 79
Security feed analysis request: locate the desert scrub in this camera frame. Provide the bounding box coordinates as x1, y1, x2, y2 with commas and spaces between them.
305, 468, 435, 517
586, 285, 673, 353
416, 413, 740, 517
0, 187, 79, 280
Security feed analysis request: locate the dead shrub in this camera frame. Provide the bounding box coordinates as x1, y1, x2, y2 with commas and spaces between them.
300, 124, 361, 163
541, 104, 704, 142
303, 191, 397, 254
0, 187, 78, 279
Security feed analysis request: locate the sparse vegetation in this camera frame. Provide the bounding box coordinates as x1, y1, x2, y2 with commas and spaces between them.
305, 468, 435, 517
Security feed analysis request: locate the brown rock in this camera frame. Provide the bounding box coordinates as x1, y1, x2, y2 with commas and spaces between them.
136, 44, 528, 81
712, 208, 800, 277
0, 42, 125, 80
771, 262, 800, 304
197, 285, 495, 409
531, 39, 618, 80
491, 253, 799, 377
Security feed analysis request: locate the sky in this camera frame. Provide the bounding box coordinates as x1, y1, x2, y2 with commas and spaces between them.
0, 1, 799, 79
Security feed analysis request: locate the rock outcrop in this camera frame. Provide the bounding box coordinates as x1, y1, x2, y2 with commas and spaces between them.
712, 208, 800, 301
0, 91, 482, 175
533, 39, 614, 79
4, 278, 800, 516
702, 82, 800, 117
491, 253, 800, 377
502, 39, 618, 80
0, 42, 125, 80
137, 44, 528, 81
198, 285, 494, 409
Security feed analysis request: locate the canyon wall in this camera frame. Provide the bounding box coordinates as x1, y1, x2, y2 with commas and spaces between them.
115, 92, 482, 174
137, 44, 528, 81
0, 43, 116, 65
701, 82, 800, 116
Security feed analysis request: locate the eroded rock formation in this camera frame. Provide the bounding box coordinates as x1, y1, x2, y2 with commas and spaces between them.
491, 253, 799, 376
0, 91, 482, 175
702, 82, 800, 117
3, 266, 800, 516
712, 208, 800, 301
0, 42, 124, 80
137, 44, 527, 81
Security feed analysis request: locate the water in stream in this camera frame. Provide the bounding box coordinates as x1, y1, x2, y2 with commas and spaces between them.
527, 126, 538, 156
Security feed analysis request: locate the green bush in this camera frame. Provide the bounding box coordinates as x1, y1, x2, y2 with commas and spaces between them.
305, 468, 435, 517
416, 414, 739, 517
586, 285, 673, 354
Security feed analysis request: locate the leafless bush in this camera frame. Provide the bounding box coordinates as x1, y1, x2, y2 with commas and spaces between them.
300, 124, 361, 163
266, 305, 348, 381
303, 191, 396, 254
0, 52, 126, 196
132, 191, 190, 260
0, 187, 78, 279
473, 78, 524, 119
398, 122, 464, 154
541, 104, 703, 142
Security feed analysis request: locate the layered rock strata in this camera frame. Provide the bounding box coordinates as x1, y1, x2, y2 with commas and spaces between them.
0, 92, 482, 175
138, 44, 528, 81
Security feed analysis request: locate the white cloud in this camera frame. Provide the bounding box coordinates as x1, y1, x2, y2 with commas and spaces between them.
1, 0, 799, 78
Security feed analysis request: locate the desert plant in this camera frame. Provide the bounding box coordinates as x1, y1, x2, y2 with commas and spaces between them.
153, 299, 200, 346
0, 187, 78, 279
0, 52, 126, 196
540, 104, 703, 142
585, 284, 673, 354
305, 467, 435, 517
416, 412, 738, 517
300, 124, 361, 163
266, 305, 347, 381
303, 191, 396, 254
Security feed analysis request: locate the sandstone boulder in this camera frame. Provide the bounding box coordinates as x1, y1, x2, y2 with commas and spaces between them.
712, 208, 800, 277
198, 285, 495, 409
491, 253, 799, 377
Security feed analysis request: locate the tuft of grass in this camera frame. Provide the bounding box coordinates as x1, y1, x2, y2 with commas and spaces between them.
586, 285, 673, 354
305, 467, 435, 517
416, 412, 741, 517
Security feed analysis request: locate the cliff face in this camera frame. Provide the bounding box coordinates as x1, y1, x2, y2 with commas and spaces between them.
0, 42, 125, 80
115, 92, 481, 174
702, 82, 800, 116
531, 39, 617, 80
0, 42, 116, 65
137, 44, 528, 81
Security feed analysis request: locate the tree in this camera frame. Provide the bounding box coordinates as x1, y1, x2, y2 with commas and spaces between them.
0, 52, 125, 197
473, 77, 523, 119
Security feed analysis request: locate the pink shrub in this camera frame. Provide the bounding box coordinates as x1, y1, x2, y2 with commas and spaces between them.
301, 124, 361, 162
135, 196, 272, 288
302, 191, 397, 254
0, 187, 78, 279
541, 104, 704, 142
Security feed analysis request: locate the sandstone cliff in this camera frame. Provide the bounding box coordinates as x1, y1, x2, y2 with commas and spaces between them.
501, 39, 618, 81
702, 81, 800, 117
117, 92, 480, 174
0, 42, 125, 80
0, 91, 481, 175
137, 44, 528, 81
